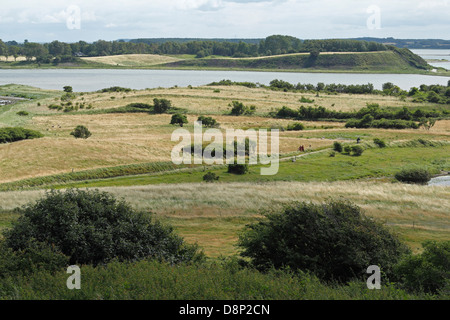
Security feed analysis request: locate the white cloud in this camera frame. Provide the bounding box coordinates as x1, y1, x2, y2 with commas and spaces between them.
0, 0, 449, 42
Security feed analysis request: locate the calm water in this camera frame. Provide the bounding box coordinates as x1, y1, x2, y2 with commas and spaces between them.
0, 49, 449, 92
0, 68, 449, 93
411, 49, 450, 70
428, 176, 450, 186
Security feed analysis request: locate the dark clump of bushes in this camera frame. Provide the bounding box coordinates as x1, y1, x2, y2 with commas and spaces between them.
373, 138, 387, 148
0, 127, 43, 144
153, 98, 172, 113
98, 86, 132, 93
238, 199, 410, 283
394, 167, 432, 185
70, 125, 92, 139
197, 116, 219, 128
2, 189, 203, 267
227, 163, 249, 175
333, 141, 343, 153
203, 172, 220, 182
393, 241, 449, 294
229, 101, 256, 116
286, 122, 305, 131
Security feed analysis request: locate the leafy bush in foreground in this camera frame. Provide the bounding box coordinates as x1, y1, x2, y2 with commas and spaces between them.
238, 199, 409, 283
4, 189, 203, 266
393, 241, 449, 294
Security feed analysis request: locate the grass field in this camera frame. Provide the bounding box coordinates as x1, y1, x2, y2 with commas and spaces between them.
0, 83, 449, 258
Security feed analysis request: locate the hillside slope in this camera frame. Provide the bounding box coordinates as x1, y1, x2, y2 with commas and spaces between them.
161, 50, 431, 73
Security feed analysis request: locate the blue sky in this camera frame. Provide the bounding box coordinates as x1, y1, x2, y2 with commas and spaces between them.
0, 0, 449, 42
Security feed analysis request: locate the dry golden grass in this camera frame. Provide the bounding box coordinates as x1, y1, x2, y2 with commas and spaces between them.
1, 85, 448, 183
81, 54, 183, 67
1, 180, 448, 255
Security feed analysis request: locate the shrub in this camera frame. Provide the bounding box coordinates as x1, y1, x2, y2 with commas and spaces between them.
203, 172, 220, 182
0, 127, 43, 144
299, 96, 315, 103
153, 98, 172, 113
227, 163, 249, 175
286, 123, 305, 131
0, 239, 68, 278
3, 189, 202, 266
16, 111, 29, 116
170, 113, 188, 127
393, 241, 449, 294
229, 101, 256, 116
373, 138, 387, 148
70, 125, 92, 139
343, 145, 352, 154
238, 199, 409, 282
351, 145, 364, 156
395, 167, 432, 185
333, 142, 343, 153
197, 116, 219, 128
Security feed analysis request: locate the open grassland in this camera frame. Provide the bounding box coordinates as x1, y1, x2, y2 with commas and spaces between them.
0, 180, 448, 257
0, 83, 449, 260
2, 84, 447, 183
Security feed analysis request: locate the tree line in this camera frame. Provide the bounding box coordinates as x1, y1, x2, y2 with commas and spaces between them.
0, 35, 389, 64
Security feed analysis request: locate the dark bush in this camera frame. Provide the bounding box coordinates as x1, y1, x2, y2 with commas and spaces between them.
3, 189, 203, 266
351, 145, 364, 156
373, 138, 387, 148
70, 125, 92, 139
0, 127, 43, 144
227, 163, 249, 175
286, 123, 305, 131
0, 240, 68, 278
393, 241, 449, 294
229, 101, 256, 116
238, 199, 409, 282
153, 98, 172, 113
395, 167, 432, 185
170, 113, 188, 127
333, 141, 343, 153
197, 116, 219, 128
203, 172, 220, 182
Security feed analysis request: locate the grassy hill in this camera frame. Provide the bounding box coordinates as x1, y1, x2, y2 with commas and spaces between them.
160, 50, 432, 73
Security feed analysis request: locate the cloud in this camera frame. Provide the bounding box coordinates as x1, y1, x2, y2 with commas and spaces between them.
0, 0, 449, 42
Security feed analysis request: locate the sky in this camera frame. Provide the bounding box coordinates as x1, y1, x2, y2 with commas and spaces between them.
0, 0, 449, 43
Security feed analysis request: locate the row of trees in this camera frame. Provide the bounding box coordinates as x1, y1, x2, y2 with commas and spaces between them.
0, 35, 389, 63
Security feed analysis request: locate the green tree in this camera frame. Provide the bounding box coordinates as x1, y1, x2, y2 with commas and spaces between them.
3, 189, 202, 265
70, 125, 92, 139
171, 113, 188, 127
393, 241, 449, 294
238, 199, 409, 282
153, 98, 172, 113
63, 86, 73, 93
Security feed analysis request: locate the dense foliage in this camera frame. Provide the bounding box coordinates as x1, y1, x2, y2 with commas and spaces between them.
0, 127, 43, 144
70, 125, 92, 139
238, 199, 410, 283
394, 167, 432, 184
393, 241, 449, 294
0, 36, 389, 64
3, 189, 202, 266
